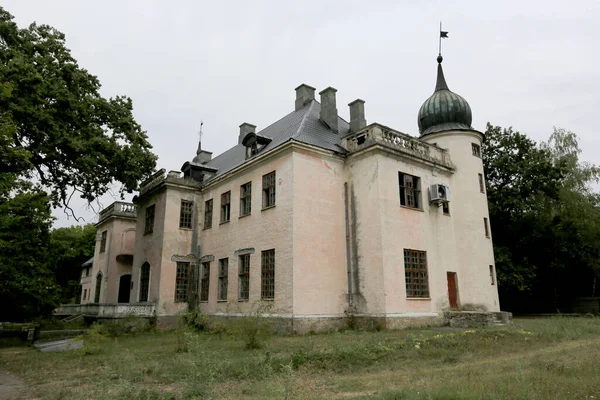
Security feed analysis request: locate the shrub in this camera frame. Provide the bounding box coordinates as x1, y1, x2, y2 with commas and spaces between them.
183, 307, 210, 332
230, 301, 274, 350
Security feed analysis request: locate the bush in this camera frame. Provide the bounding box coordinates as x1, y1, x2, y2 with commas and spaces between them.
183, 307, 210, 332
230, 301, 275, 350
103, 315, 153, 337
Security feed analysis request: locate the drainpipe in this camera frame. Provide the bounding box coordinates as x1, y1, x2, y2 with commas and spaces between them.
344, 182, 353, 307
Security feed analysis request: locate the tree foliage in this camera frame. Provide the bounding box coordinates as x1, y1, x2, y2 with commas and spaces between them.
484, 124, 600, 313
0, 7, 157, 210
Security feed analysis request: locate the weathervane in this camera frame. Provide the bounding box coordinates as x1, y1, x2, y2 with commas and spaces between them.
196, 120, 204, 154
439, 22, 449, 58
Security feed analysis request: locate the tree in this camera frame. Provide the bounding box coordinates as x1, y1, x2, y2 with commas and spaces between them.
484, 124, 600, 313
0, 176, 59, 321
48, 224, 96, 304
0, 7, 157, 213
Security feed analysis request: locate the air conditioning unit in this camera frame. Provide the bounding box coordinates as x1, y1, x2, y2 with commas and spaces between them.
430, 184, 450, 203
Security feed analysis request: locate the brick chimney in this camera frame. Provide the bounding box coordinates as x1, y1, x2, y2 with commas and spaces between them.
319, 87, 338, 133
348, 99, 366, 133
295, 84, 316, 111
238, 123, 256, 145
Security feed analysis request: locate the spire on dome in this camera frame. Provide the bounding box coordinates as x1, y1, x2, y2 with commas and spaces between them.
434, 55, 449, 92
196, 121, 204, 155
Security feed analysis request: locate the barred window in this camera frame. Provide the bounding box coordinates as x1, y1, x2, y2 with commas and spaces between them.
144, 205, 155, 235
261, 249, 275, 299
472, 143, 481, 157
139, 262, 150, 302
262, 171, 276, 208
175, 262, 189, 303
221, 191, 231, 223
179, 200, 193, 229
200, 262, 210, 302
240, 182, 252, 217
404, 249, 429, 298
218, 258, 228, 301
399, 173, 422, 209
204, 199, 213, 229
100, 230, 107, 252
239, 254, 250, 300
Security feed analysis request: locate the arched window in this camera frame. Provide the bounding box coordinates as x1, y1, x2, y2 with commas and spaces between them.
94, 272, 102, 303
139, 263, 150, 302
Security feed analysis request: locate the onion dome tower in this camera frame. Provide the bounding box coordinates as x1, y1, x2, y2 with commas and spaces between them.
418, 55, 473, 136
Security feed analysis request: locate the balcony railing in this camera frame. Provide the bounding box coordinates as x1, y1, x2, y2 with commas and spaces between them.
54, 303, 156, 318
343, 124, 454, 169
98, 201, 137, 223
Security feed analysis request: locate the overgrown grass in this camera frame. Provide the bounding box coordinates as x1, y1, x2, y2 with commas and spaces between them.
1, 317, 600, 399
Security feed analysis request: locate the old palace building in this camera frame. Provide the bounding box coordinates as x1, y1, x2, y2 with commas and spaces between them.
71, 55, 502, 331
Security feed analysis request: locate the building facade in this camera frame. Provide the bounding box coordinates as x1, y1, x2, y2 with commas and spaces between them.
77, 56, 501, 331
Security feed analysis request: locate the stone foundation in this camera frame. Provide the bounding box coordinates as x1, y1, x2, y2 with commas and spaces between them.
444, 311, 512, 328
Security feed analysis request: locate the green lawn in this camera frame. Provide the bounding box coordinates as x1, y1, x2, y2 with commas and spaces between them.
1, 317, 600, 399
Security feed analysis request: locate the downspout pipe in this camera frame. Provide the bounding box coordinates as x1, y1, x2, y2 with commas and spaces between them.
344, 182, 354, 307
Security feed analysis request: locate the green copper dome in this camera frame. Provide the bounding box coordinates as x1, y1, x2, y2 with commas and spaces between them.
418, 56, 472, 136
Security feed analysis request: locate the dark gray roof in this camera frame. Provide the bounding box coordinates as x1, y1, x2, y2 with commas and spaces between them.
203, 100, 349, 181
82, 257, 93, 268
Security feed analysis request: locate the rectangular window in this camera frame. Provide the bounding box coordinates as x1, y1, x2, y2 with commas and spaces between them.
218, 258, 228, 301
399, 173, 422, 209
261, 250, 275, 299
404, 249, 429, 298
240, 182, 252, 217
472, 143, 481, 157
204, 199, 213, 229
442, 202, 450, 215
200, 262, 210, 302
262, 171, 276, 208
221, 191, 231, 223
175, 262, 189, 302
86, 267, 90, 277
490, 265, 495, 285
238, 254, 250, 300
478, 173, 485, 193
144, 205, 155, 235
179, 200, 193, 229
100, 230, 107, 253
484, 217, 490, 238
83, 289, 87, 301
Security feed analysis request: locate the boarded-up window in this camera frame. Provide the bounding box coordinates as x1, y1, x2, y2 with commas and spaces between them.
218, 258, 228, 301
144, 205, 155, 235
262, 171, 276, 208
204, 199, 213, 229
139, 262, 150, 302
239, 254, 250, 300
399, 173, 422, 209
200, 262, 210, 302
175, 262, 189, 302
404, 249, 429, 298
100, 231, 107, 252
221, 191, 231, 223
240, 182, 252, 216
179, 200, 193, 229
261, 250, 275, 299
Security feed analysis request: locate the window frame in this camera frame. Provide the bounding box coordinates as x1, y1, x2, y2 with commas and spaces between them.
240, 182, 252, 217
221, 191, 231, 223
218, 258, 228, 301
94, 272, 102, 303
261, 249, 275, 299
139, 262, 150, 302
262, 171, 276, 209
472, 143, 482, 158
489, 265, 495, 285
398, 172, 422, 210
478, 173, 485, 193
403, 249, 430, 298
238, 254, 250, 301
484, 217, 490, 238
204, 199, 213, 229
200, 262, 210, 302
175, 262, 189, 303
100, 230, 107, 253
144, 204, 155, 235
179, 200, 194, 229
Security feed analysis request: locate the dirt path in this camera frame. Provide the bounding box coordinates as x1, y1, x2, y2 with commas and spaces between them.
0, 370, 24, 400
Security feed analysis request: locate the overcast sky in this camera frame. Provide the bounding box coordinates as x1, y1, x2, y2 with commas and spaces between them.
5, 0, 600, 227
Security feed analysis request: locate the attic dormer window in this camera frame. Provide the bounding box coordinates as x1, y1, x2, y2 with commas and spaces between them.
242, 133, 272, 160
